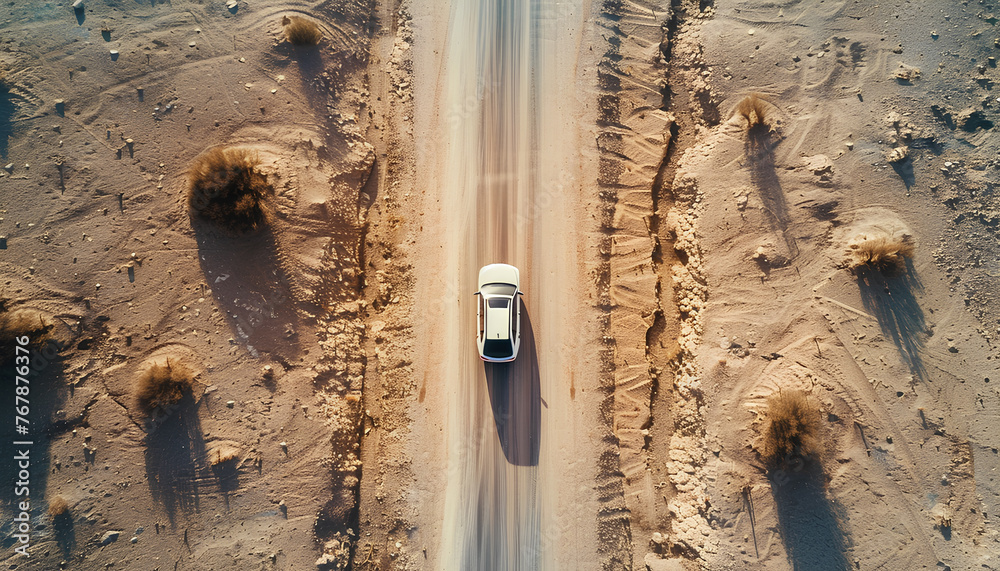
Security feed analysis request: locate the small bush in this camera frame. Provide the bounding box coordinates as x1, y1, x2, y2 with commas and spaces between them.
846, 230, 915, 276
283, 16, 322, 46
48, 496, 70, 518
187, 147, 272, 234
761, 390, 821, 469
735, 94, 771, 130
136, 359, 195, 416
0, 303, 53, 363
209, 443, 241, 466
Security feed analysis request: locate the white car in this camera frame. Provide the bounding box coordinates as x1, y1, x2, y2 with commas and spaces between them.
475, 264, 522, 362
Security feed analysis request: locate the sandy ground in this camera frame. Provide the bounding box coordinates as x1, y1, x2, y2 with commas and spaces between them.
3, 0, 999, 570
1, 0, 376, 569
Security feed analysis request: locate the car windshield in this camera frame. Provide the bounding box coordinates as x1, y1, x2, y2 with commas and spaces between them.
487, 298, 509, 309
481, 283, 516, 296
483, 339, 513, 359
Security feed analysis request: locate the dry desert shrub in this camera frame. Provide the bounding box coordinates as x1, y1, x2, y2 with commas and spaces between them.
283, 15, 322, 46
209, 443, 241, 466
845, 230, 915, 276
761, 390, 821, 469
187, 147, 273, 234
48, 496, 70, 518
735, 94, 771, 130
0, 303, 53, 362
136, 359, 195, 416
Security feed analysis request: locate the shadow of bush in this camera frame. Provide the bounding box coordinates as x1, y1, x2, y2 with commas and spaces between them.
143, 393, 205, 526
855, 259, 926, 378
770, 461, 851, 571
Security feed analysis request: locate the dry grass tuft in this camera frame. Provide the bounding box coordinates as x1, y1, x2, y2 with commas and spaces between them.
282, 15, 322, 46
136, 359, 195, 416
0, 304, 53, 362
846, 230, 915, 276
48, 496, 70, 518
187, 147, 273, 234
761, 390, 821, 469
735, 94, 771, 130
208, 443, 242, 466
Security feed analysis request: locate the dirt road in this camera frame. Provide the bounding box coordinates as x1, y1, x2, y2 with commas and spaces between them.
410, 0, 605, 568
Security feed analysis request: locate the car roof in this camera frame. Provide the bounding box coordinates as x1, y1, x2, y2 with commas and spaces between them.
485, 303, 510, 340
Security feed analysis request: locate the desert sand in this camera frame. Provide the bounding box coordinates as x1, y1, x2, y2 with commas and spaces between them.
1, 0, 998, 570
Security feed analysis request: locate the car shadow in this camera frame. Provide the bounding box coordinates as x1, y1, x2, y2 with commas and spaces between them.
483, 303, 541, 467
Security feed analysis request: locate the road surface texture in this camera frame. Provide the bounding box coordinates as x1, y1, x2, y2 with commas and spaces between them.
409, 0, 609, 568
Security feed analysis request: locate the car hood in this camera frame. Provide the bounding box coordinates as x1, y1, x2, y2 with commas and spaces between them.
478, 263, 519, 290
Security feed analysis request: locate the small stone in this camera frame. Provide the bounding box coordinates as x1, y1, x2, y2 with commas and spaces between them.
748, 29, 755, 35
130, 536, 138, 544
100, 531, 121, 545
125, 138, 134, 144
884, 146, 908, 163
3, 163, 12, 172
189, 41, 196, 48
226, 400, 235, 408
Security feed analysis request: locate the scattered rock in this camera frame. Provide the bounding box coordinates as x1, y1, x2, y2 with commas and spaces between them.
893, 64, 921, 82
100, 530, 121, 545
956, 108, 993, 132
803, 154, 834, 185
931, 104, 955, 129
884, 146, 909, 164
